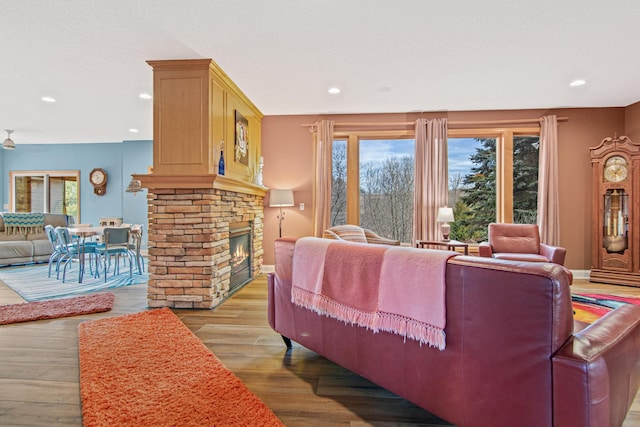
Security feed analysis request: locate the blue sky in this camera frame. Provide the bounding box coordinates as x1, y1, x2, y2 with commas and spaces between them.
358, 138, 481, 178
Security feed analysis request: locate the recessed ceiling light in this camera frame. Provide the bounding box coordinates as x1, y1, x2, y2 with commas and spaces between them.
569, 79, 586, 87
129, 128, 139, 133
41, 96, 56, 103
328, 87, 341, 94
139, 93, 152, 100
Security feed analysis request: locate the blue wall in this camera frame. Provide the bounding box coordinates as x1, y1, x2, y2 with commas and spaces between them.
1, 140, 153, 247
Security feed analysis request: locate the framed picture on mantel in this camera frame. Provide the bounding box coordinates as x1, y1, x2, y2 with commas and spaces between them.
234, 110, 249, 166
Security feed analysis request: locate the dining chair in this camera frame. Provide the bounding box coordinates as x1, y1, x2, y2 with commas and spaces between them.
97, 227, 134, 281
54, 226, 84, 283
129, 224, 144, 274
45, 225, 64, 278
112, 223, 143, 274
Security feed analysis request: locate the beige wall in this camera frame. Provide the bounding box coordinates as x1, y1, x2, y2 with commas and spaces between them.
626, 102, 640, 142
261, 107, 633, 269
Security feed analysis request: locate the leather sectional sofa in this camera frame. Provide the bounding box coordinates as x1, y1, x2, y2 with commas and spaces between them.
0, 213, 72, 267
268, 236, 640, 427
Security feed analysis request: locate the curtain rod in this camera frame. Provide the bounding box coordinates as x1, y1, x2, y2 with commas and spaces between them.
301, 117, 569, 128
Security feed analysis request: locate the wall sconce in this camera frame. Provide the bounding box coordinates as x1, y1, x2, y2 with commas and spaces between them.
125, 175, 143, 195
269, 189, 294, 238
3, 129, 15, 150
436, 206, 455, 241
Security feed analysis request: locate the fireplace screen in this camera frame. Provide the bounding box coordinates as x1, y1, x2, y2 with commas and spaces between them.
229, 221, 252, 293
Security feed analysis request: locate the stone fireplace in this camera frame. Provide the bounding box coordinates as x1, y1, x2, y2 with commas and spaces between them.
146, 186, 264, 309
229, 221, 253, 293
139, 58, 267, 309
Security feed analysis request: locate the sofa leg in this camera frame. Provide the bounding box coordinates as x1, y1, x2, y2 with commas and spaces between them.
281, 335, 292, 349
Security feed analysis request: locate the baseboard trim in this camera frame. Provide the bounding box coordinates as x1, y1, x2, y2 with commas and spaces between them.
570, 270, 590, 280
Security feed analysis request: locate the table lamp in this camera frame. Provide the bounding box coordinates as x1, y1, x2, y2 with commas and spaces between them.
269, 189, 294, 238
436, 206, 455, 241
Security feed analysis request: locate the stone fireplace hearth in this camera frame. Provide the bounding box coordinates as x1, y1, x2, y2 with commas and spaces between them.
146, 187, 264, 309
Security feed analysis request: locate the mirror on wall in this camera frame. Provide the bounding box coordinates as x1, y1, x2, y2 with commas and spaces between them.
9, 170, 80, 223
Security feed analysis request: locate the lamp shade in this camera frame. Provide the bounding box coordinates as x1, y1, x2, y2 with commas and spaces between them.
3, 129, 15, 150
125, 175, 142, 194
269, 189, 294, 207
436, 206, 454, 223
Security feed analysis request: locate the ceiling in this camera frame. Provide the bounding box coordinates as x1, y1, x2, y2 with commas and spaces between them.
2, 0, 640, 145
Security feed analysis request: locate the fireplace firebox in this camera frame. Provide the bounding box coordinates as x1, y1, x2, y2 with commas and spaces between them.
229, 221, 253, 294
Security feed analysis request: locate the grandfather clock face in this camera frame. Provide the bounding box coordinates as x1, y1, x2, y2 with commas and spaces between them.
603, 155, 628, 183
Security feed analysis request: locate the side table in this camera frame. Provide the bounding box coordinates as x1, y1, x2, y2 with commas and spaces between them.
416, 239, 469, 255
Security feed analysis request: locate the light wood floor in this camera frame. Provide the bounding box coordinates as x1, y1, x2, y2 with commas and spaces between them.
0, 271, 640, 426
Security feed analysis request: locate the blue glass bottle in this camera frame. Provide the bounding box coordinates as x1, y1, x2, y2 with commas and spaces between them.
218, 150, 225, 175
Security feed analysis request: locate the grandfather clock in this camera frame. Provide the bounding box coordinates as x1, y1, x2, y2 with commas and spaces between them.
590, 135, 640, 286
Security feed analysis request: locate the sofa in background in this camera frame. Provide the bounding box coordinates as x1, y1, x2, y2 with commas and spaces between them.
269, 236, 640, 427
479, 222, 567, 265
323, 224, 401, 245
0, 213, 73, 267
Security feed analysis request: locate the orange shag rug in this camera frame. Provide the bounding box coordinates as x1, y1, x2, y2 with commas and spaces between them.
0, 292, 114, 325
78, 307, 284, 427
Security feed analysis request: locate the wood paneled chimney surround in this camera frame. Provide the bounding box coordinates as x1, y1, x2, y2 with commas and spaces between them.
136, 58, 266, 309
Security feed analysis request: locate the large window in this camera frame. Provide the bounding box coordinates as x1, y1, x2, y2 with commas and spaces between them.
10, 171, 80, 222
448, 129, 539, 243
329, 127, 539, 245
331, 132, 415, 243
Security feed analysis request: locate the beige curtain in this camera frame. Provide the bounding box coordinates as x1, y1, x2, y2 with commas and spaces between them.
312, 120, 334, 237
412, 118, 449, 243
537, 115, 560, 245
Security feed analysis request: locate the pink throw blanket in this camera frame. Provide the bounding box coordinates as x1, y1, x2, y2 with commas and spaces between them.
291, 237, 458, 350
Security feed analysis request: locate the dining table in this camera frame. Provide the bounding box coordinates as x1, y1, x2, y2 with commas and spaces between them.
67, 226, 141, 283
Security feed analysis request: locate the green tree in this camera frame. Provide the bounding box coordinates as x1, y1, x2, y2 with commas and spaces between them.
455, 138, 496, 242
512, 136, 539, 223
452, 137, 539, 242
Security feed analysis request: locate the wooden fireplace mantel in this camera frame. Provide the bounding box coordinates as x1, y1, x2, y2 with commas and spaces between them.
134, 173, 268, 197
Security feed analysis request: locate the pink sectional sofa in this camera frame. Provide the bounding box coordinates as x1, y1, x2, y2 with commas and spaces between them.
268, 236, 640, 427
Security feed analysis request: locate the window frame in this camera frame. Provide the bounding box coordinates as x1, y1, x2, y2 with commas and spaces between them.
334, 130, 414, 225
448, 127, 539, 223
333, 127, 540, 225
9, 170, 81, 222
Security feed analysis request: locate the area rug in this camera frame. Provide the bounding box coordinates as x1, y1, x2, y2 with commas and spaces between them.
0, 261, 147, 301
0, 292, 114, 325
78, 307, 284, 427
572, 293, 640, 324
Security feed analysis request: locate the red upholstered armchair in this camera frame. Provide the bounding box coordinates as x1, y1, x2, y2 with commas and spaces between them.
478, 223, 566, 265
323, 225, 401, 246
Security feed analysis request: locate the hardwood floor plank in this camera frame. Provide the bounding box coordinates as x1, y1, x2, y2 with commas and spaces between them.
0, 379, 79, 404
0, 401, 81, 427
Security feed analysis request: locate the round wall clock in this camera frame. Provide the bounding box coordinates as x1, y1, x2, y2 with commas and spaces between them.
89, 168, 108, 195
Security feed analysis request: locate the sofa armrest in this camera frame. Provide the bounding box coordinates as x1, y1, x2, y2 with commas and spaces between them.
540, 243, 567, 265
322, 229, 339, 240
267, 273, 276, 330
363, 229, 400, 246
478, 241, 493, 257
552, 304, 640, 427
